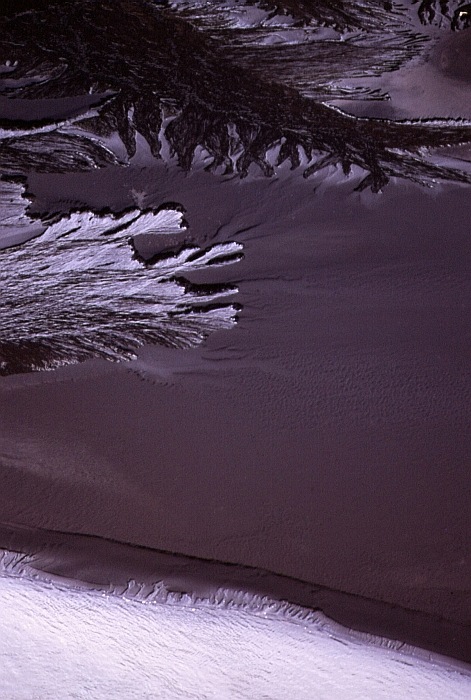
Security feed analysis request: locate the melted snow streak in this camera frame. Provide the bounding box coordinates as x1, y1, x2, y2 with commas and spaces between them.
223, 35, 428, 101
0, 132, 121, 174
0, 183, 242, 375
0, 551, 470, 700
169, 0, 426, 99
413, 0, 471, 30
197, 0, 410, 32
0, 179, 33, 231
0, 179, 45, 249
1, 0, 471, 190
0, 95, 121, 174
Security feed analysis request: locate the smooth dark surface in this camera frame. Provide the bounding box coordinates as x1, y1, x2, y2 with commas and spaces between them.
1, 168, 471, 660
1, 0, 471, 664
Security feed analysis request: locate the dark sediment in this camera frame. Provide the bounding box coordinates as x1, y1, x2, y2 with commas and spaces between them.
1, 0, 471, 671
1, 169, 470, 664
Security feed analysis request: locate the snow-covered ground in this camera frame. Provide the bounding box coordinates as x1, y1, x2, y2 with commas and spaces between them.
0, 565, 469, 700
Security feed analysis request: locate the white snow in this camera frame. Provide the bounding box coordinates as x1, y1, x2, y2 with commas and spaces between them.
0, 562, 469, 700
0, 195, 242, 372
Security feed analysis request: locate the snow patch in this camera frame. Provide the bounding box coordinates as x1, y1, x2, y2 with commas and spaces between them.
0, 551, 469, 700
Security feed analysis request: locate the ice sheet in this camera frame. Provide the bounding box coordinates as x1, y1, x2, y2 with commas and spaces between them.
0, 561, 470, 700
